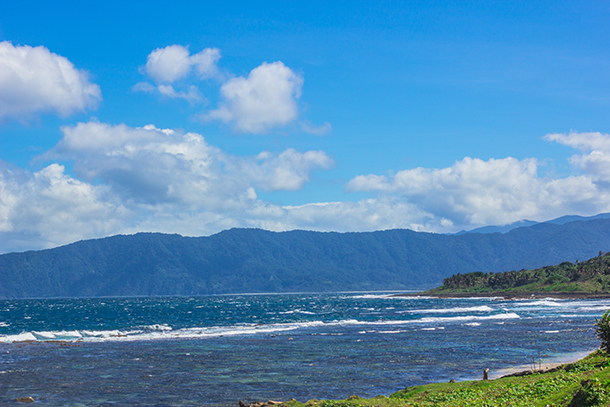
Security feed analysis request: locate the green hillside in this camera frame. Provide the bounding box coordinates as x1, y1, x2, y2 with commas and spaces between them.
2, 219, 610, 298
425, 251, 610, 296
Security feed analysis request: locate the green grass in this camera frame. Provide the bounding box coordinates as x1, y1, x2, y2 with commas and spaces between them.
281, 351, 610, 407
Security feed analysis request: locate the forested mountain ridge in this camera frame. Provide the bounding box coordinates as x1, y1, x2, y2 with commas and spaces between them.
2, 219, 610, 298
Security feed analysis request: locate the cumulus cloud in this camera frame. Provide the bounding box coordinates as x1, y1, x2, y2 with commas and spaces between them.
346, 133, 610, 228
138, 46, 329, 134
46, 120, 333, 207
205, 61, 304, 133
249, 149, 334, 191
545, 132, 610, 183
145, 45, 220, 83
0, 41, 101, 121
134, 45, 220, 103
2, 121, 337, 252
0, 161, 130, 252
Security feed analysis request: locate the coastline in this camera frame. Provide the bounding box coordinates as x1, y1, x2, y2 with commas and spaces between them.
394, 291, 610, 299
490, 349, 597, 379
252, 350, 603, 407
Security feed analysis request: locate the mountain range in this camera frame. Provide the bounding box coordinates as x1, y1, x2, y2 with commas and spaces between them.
456, 212, 610, 235
2, 216, 610, 298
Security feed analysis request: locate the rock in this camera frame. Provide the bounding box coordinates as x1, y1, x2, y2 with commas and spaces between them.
449, 379, 456, 383
238, 400, 285, 407
483, 368, 489, 380
14, 397, 35, 403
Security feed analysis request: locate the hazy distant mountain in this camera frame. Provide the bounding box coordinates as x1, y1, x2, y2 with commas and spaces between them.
2, 218, 610, 298
455, 219, 539, 235
457, 213, 610, 235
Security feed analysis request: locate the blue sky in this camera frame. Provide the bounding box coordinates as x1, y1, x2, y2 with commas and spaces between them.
1, 1, 610, 253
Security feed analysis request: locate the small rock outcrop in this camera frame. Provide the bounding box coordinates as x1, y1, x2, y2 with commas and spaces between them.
239, 400, 283, 407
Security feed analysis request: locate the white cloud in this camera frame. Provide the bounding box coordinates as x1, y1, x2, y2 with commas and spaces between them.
301, 121, 333, 135
140, 46, 329, 135
7, 125, 610, 253
132, 81, 157, 93
189, 48, 222, 80
133, 82, 204, 103
545, 132, 610, 183
2, 121, 336, 252
346, 133, 610, 228
250, 148, 334, 191
0, 162, 130, 252
0, 41, 101, 121
144, 45, 220, 84
137, 45, 219, 103
47, 121, 333, 207
205, 61, 304, 133
545, 131, 610, 152
157, 85, 203, 103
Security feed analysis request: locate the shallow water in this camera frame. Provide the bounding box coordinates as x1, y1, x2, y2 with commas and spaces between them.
0, 293, 606, 406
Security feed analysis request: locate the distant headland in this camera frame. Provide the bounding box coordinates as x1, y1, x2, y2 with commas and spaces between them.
402, 251, 610, 299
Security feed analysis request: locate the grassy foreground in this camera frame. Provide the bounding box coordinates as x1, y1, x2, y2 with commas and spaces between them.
281, 350, 610, 407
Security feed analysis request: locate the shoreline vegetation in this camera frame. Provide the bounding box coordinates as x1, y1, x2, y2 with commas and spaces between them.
397, 251, 610, 299
258, 253, 610, 407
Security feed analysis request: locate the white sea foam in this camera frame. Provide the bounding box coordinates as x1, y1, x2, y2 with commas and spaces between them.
463, 322, 481, 327
447, 296, 504, 301
0, 313, 520, 343
279, 309, 317, 315
143, 324, 173, 331
575, 305, 610, 312
346, 294, 394, 299
0, 322, 9, 327
514, 300, 564, 307
397, 305, 494, 314
2, 332, 37, 342
412, 313, 520, 324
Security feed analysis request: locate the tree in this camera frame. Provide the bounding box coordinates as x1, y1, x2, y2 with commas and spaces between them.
594, 310, 610, 353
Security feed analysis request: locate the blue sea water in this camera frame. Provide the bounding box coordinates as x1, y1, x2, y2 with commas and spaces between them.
0, 293, 607, 406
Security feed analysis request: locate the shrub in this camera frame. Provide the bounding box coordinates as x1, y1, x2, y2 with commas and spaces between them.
595, 310, 610, 353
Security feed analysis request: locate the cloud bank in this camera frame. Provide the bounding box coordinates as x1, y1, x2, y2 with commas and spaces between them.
4, 125, 610, 253
0, 41, 101, 121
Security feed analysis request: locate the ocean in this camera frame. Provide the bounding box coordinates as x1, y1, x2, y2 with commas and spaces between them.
0, 293, 606, 406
